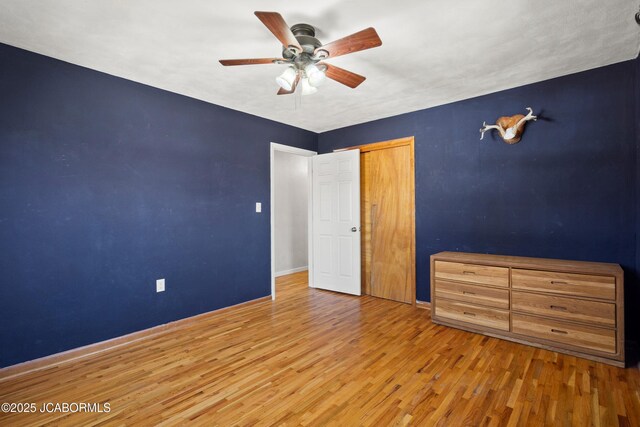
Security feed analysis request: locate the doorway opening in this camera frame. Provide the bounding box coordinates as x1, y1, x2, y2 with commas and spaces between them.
270, 143, 316, 300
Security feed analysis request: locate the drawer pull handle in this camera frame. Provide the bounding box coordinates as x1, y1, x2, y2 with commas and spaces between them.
550, 305, 568, 311
550, 281, 568, 285
551, 328, 568, 334
462, 271, 476, 275
463, 311, 476, 317
462, 291, 476, 295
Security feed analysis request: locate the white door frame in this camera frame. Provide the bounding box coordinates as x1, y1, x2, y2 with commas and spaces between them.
270, 142, 317, 300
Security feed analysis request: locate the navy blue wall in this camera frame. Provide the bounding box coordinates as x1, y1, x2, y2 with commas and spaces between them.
319, 60, 638, 324
636, 55, 640, 279
0, 43, 317, 367
627, 56, 640, 344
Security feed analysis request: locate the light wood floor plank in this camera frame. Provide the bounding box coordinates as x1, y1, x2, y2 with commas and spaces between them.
0, 271, 638, 425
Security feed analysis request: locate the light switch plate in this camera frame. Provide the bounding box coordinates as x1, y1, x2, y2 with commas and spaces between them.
156, 278, 165, 293
256, 202, 262, 213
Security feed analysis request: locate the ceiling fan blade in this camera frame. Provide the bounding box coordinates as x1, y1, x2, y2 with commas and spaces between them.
321, 63, 366, 88
277, 74, 301, 95
255, 11, 302, 53
219, 58, 284, 66
315, 27, 382, 59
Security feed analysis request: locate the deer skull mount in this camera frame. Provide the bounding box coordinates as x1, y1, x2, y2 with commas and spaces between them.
479, 107, 537, 144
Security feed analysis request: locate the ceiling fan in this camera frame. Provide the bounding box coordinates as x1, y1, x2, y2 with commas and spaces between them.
219, 11, 382, 95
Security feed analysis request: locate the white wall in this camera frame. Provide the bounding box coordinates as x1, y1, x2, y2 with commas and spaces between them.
274, 151, 309, 275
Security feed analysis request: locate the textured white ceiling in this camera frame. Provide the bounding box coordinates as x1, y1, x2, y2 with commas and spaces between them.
0, 1, 638, 132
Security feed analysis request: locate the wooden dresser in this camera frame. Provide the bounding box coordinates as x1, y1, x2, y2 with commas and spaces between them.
430, 252, 625, 367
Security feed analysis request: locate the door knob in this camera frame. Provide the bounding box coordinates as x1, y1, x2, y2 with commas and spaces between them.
351, 227, 357, 232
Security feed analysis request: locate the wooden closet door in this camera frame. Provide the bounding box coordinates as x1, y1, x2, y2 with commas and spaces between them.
362, 144, 413, 303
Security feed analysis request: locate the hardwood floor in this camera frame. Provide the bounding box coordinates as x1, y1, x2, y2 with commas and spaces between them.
1, 271, 638, 426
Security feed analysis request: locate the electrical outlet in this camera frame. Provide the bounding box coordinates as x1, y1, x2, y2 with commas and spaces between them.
156, 278, 165, 293
256, 202, 262, 213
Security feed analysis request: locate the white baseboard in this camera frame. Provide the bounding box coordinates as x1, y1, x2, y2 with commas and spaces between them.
275, 266, 308, 277
416, 300, 431, 310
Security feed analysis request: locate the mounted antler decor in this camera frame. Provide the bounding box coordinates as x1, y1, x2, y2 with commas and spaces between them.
479, 107, 537, 144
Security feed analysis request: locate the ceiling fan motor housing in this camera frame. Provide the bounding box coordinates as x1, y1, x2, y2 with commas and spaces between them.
283, 23, 323, 60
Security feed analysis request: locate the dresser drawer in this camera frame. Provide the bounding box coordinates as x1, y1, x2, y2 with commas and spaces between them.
512, 314, 616, 354
512, 291, 615, 327
435, 280, 509, 309
512, 269, 615, 300
434, 261, 509, 287
435, 300, 509, 331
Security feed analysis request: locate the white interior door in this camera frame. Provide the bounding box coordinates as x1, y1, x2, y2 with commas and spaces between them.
311, 150, 361, 295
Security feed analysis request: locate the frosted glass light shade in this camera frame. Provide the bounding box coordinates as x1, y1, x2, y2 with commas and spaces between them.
276, 67, 297, 91
301, 78, 318, 96
305, 64, 326, 87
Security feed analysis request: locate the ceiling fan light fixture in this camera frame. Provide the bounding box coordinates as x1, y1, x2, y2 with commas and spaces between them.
301, 78, 318, 96
305, 64, 326, 87
276, 67, 298, 91
220, 12, 383, 96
